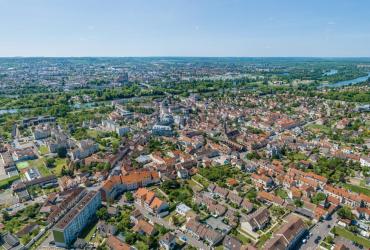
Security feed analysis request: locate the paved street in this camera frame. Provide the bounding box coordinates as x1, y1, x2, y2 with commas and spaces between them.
2, 195, 46, 215
299, 213, 338, 250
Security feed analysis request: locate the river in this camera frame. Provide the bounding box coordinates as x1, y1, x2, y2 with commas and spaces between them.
318, 72, 370, 89
0, 74, 369, 116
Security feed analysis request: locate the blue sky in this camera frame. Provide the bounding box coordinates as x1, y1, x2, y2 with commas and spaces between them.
0, 0, 370, 57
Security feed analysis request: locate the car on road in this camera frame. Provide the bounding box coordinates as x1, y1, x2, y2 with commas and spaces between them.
314, 236, 322, 244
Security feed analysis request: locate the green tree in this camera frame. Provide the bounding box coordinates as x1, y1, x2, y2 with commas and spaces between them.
125, 232, 137, 244
125, 192, 134, 202
96, 207, 109, 220
338, 206, 353, 220
57, 147, 67, 158
2, 211, 11, 221
311, 192, 326, 205
46, 158, 56, 168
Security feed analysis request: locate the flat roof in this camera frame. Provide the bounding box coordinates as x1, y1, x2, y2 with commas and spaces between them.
54, 191, 99, 230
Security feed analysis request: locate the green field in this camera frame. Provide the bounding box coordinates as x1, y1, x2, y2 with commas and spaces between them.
0, 175, 20, 189
48, 158, 68, 176
343, 183, 370, 196
16, 161, 30, 170
332, 227, 370, 248
26, 159, 51, 176
38, 145, 49, 155
305, 124, 331, 134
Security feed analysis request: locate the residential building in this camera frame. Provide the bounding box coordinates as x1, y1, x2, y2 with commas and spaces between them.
100, 170, 160, 201
107, 235, 135, 250
134, 188, 169, 217
52, 191, 101, 248
263, 215, 307, 250
132, 219, 156, 236
223, 235, 242, 250
185, 219, 223, 246
159, 232, 176, 250
71, 139, 99, 161
241, 207, 270, 232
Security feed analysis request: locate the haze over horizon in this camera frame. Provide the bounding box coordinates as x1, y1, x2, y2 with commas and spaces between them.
1, 0, 370, 57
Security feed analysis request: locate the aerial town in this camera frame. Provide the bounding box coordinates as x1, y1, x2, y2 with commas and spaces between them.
0, 57, 369, 250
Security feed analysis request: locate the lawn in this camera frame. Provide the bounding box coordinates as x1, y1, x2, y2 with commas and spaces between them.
231, 230, 252, 244
80, 220, 98, 241
332, 227, 370, 248
187, 179, 204, 192
256, 233, 272, 248
343, 183, 370, 196
51, 158, 68, 176
37, 164, 51, 176
0, 175, 20, 189
16, 161, 30, 170
192, 174, 210, 188
86, 129, 100, 139
26, 159, 51, 176
275, 188, 288, 199
38, 145, 49, 155
306, 124, 331, 134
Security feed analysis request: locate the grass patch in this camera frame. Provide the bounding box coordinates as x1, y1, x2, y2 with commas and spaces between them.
275, 188, 288, 199
38, 145, 49, 155
135, 241, 149, 250
37, 164, 51, 176
0, 175, 20, 189
187, 179, 203, 192
306, 124, 331, 134
25, 159, 51, 176
232, 230, 252, 244
50, 158, 68, 176
332, 226, 370, 248
16, 161, 30, 170
256, 233, 272, 248
343, 183, 370, 196
29, 231, 50, 250
80, 220, 98, 241
192, 174, 210, 188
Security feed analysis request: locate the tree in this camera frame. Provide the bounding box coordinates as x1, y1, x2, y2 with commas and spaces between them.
125, 192, 134, 202
294, 199, 303, 207
2, 211, 11, 221
311, 192, 326, 205
338, 206, 353, 220
96, 207, 109, 220
46, 158, 56, 168
125, 232, 137, 244
161, 180, 180, 192
246, 188, 257, 202
57, 147, 67, 158
270, 205, 285, 217
325, 236, 334, 244
170, 215, 180, 226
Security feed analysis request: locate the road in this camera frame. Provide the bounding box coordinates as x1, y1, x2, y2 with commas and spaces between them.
134, 204, 211, 250
2, 195, 46, 215
299, 213, 338, 250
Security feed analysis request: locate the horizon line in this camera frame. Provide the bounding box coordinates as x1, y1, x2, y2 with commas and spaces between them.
1, 56, 370, 59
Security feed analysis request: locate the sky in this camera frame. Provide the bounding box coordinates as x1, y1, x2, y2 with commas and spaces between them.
0, 0, 370, 57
